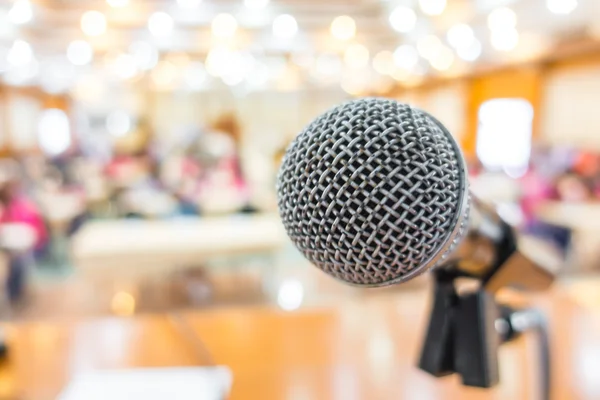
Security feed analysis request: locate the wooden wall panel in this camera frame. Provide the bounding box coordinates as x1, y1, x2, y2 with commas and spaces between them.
463, 67, 544, 157
541, 53, 600, 150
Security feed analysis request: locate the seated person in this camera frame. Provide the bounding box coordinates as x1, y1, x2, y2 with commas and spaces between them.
0, 179, 48, 302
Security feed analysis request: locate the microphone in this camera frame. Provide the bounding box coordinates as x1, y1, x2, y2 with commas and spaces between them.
276, 97, 556, 292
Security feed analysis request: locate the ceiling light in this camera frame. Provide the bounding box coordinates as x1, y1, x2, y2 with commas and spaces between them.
417, 35, 442, 60
129, 41, 158, 70
8, 0, 32, 25
81, 10, 107, 37
457, 38, 482, 61
177, 0, 202, 8
344, 44, 369, 69
491, 28, 519, 51
488, 7, 516, 31
372, 50, 394, 75
212, 13, 237, 38
447, 24, 474, 50
148, 11, 174, 37
67, 40, 93, 66
106, 110, 131, 137
429, 46, 454, 71
110, 53, 138, 80
331, 16, 356, 40
419, 0, 446, 16
245, 0, 269, 9
7, 39, 33, 67
546, 0, 577, 15
106, 0, 129, 7
38, 109, 71, 156
393, 44, 418, 70
272, 14, 297, 39
389, 6, 416, 33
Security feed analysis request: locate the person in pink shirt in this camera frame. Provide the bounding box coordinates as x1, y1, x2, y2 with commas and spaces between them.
0, 180, 48, 253
0, 179, 48, 302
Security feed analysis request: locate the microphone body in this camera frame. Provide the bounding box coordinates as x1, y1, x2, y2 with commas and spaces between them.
448, 195, 555, 292
277, 98, 556, 291
277, 98, 556, 393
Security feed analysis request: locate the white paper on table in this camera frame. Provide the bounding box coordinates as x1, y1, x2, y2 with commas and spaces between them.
58, 366, 232, 400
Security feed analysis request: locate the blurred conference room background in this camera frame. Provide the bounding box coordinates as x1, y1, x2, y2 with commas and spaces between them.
1, 0, 600, 398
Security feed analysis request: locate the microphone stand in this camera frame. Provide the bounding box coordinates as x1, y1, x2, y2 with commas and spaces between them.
418, 269, 551, 400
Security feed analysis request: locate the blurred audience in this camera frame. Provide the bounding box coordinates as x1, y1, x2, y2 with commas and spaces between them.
1, 112, 600, 303
0, 112, 265, 303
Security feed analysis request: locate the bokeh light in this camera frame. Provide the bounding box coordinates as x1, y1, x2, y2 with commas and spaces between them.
81, 10, 107, 37
331, 16, 356, 40
272, 14, 298, 39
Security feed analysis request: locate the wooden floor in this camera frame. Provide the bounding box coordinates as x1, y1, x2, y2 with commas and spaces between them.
0, 280, 600, 399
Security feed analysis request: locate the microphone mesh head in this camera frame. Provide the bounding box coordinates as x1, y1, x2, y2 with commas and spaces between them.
277, 98, 469, 287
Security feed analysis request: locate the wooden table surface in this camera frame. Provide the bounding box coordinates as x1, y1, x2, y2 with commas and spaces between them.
1, 283, 600, 400
0, 315, 209, 399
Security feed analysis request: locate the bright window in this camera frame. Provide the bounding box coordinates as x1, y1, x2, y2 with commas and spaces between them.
476, 98, 533, 177
38, 108, 71, 156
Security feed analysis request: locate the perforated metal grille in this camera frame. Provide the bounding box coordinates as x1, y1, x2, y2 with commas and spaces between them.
277, 98, 467, 286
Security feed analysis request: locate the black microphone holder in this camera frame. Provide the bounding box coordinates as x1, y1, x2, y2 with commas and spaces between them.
418, 268, 550, 398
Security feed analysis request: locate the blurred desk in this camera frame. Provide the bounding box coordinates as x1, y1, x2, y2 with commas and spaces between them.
537, 201, 600, 271
71, 214, 286, 278
537, 201, 600, 230
2, 284, 600, 399
0, 315, 209, 399
182, 288, 594, 400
